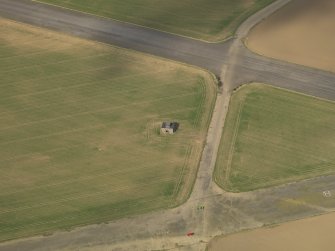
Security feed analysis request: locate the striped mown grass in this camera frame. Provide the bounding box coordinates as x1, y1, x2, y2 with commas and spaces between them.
215, 83, 335, 192
0, 19, 216, 241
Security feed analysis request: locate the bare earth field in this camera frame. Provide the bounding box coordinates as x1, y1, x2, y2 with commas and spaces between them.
246, 0, 335, 73
214, 83, 335, 192
208, 212, 335, 251
39, 0, 274, 41
0, 18, 216, 242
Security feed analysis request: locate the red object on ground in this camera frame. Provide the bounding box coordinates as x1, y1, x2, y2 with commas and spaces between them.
187, 232, 194, 236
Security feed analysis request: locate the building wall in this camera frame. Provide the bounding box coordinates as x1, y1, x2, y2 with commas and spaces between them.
160, 127, 174, 135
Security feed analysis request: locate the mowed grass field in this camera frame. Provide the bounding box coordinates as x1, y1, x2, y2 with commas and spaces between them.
214, 84, 335, 192
0, 19, 216, 241
39, 0, 274, 41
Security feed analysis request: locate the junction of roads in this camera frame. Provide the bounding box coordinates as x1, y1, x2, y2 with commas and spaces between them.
1, 0, 335, 250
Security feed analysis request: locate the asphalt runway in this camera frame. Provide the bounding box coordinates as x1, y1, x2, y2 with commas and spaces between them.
1, 0, 334, 100
233, 47, 335, 100
1, 0, 335, 250
0, 0, 230, 75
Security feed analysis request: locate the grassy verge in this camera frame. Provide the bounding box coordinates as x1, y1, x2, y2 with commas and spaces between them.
214, 83, 335, 192
0, 18, 216, 241
38, 0, 275, 41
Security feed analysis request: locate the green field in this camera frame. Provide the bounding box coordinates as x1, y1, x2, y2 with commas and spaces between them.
0, 19, 216, 241
214, 84, 335, 192
39, 0, 274, 41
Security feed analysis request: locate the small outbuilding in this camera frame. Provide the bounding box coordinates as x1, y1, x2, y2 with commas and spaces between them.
160, 121, 179, 135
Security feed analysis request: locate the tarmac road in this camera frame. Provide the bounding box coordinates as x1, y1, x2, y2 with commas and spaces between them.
1, 0, 335, 100
0, 0, 230, 75
231, 46, 335, 100
1, 0, 335, 250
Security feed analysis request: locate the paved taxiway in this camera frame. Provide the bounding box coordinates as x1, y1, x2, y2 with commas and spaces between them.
0, 0, 231, 75
1, 0, 335, 101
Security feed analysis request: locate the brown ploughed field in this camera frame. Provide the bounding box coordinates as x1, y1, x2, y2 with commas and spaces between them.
246, 0, 335, 73
208, 212, 335, 251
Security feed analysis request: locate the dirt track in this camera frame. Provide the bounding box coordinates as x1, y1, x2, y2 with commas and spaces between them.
247, 0, 335, 73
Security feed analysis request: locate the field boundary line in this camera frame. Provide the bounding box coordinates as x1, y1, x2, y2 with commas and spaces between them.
0, 91, 197, 132
1, 42, 182, 87
192, 78, 206, 128
0, 177, 176, 214
0, 124, 105, 146
0, 53, 118, 74
172, 145, 192, 200
2, 63, 143, 88
0, 67, 179, 97
0, 40, 101, 60
0, 76, 196, 119
1, 67, 177, 99
224, 97, 245, 184
0, 143, 84, 163
2, 64, 126, 87
0, 157, 182, 198
263, 83, 335, 105
0, 37, 74, 55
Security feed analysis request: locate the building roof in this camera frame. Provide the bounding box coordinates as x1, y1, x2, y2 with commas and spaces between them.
161, 122, 179, 132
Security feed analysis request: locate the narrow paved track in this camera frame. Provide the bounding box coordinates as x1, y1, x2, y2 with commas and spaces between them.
1, 0, 335, 250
